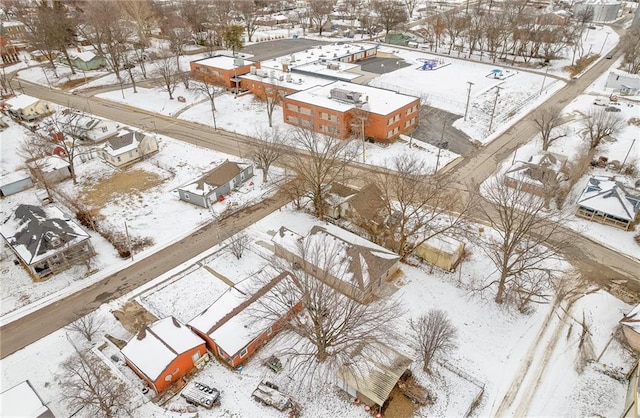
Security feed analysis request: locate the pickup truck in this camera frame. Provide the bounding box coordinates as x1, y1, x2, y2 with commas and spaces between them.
181, 381, 220, 409
252, 381, 291, 411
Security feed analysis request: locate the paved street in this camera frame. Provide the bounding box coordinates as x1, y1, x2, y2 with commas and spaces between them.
2, 40, 639, 359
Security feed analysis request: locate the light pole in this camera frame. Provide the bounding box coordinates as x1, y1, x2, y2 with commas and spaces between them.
599, 32, 610, 55
41, 65, 51, 89
539, 67, 549, 95
488, 86, 501, 133
464, 81, 474, 121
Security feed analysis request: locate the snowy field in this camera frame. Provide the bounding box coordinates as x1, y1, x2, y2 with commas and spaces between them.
0, 117, 281, 317
1, 208, 633, 418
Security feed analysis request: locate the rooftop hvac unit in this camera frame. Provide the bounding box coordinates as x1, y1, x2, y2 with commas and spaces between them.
250, 66, 257, 75
270, 70, 275, 78
233, 58, 244, 67
327, 63, 340, 70
330, 88, 362, 103
278, 75, 284, 81
286, 73, 292, 82
256, 69, 269, 78
291, 54, 296, 62
44, 230, 63, 248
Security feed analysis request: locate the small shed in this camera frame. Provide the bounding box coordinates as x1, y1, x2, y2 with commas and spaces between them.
0, 380, 55, 418
414, 235, 465, 272
121, 316, 208, 394
28, 156, 71, 184
336, 343, 412, 410
68, 51, 106, 71
0, 170, 33, 196
177, 160, 254, 208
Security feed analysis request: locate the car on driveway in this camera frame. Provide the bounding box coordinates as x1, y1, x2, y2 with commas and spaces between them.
605, 106, 621, 112
593, 97, 609, 106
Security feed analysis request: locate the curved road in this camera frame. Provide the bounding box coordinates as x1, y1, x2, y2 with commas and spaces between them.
1, 43, 638, 359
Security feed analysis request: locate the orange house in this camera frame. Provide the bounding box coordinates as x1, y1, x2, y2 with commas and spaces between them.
190, 55, 259, 89
282, 81, 420, 142
188, 272, 303, 369
121, 316, 208, 393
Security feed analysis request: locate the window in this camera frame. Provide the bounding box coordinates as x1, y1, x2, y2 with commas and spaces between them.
286, 115, 299, 124
192, 351, 201, 362
286, 103, 299, 112
239, 347, 248, 358
299, 106, 312, 116
101, 126, 108, 133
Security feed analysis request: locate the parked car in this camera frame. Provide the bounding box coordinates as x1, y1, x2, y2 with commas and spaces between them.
605, 106, 621, 112
606, 54, 613, 59
181, 381, 220, 409
593, 97, 609, 106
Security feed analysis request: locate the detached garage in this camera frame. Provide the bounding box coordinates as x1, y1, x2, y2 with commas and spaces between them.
0, 170, 33, 196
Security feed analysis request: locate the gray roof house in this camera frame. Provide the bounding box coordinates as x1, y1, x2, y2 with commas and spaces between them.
102, 129, 158, 167
0, 380, 55, 418
177, 160, 254, 208
0, 205, 95, 279
272, 223, 400, 303
504, 151, 568, 199
575, 176, 640, 230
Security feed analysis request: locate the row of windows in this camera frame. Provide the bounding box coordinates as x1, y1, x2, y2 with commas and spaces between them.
319, 112, 337, 122
386, 126, 400, 138
404, 117, 417, 128
387, 114, 401, 126
196, 66, 221, 77
406, 104, 419, 115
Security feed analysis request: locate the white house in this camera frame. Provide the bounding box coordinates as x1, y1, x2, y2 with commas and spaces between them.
605, 70, 640, 96
576, 176, 640, 230
60, 110, 120, 142
2, 95, 53, 121
102, 129, 158, 167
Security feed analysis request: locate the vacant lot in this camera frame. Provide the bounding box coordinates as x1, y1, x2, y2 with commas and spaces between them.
80, 168, 166, 209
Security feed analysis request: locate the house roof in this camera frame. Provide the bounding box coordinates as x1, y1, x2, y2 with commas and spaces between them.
272, 223, 399, 292
0, 380, 53, 418
336, 343, 412, 407
505, 151, 567, 187
421, 234, 464, 255
188, 272, 296, 357
121, 316, 205, 382
344, 183, 386, 221
0, 169, 32, 187
103, 130, 144, 155
3, 94, 40, 110
577, 176, 640, 222
71, 51, 97, 62
29, 155, 70, 173
325, 182, 358, 207
179, 160, 250, 196
194, 55, 256, 70
0, 204, 90, 265
285, 81, 418, 116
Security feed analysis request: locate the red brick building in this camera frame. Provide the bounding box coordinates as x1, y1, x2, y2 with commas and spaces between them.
190, 55, 259, 89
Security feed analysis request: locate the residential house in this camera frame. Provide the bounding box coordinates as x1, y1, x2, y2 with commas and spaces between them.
177, 160, 254, 208
68, 51, 106, 71
0, 170, 33, 196
272, 223, 400, 303
28, 156, 71, 184
620, 304, 640, 352
575, 176, 640, 230
0, 21, 26, 65
101, 129, 158, 167
535, 10, 571, 26
0, 380, 55, 418
190, 55, 259, 89
622, 359, 640, 418
605, 70, 640, 96
121, 316, 208, 393
336, 343, 412, 410
326, 182, 387, 234
282, 81, 420, 142
0, 204, 95, 280
2, 95, 53, 121
60, 110, 120, 142
414, 234, 465, 272
503, 151, 568, 199
188, 272, 302, 368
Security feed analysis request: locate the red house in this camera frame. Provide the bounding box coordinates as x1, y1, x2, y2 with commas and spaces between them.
121, 316, 208, 393
188, 272, 302, 368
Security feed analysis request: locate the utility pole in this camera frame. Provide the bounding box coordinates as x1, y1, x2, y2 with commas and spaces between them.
488, 86, 502, 133
599, 32, 610, 55
620, 138, 636, 172
434, 118, 447, 173
464, 81, 474, 121
539, 67, 549, 95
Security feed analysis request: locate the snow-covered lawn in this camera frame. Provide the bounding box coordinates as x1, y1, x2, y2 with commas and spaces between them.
1, 207, 633, 418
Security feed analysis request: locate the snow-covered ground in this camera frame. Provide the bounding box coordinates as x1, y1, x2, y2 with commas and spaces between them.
1, 208, 633, 418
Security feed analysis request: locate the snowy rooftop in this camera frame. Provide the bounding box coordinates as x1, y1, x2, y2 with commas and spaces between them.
194, 55, 256, 70
189, 273, 296, 356
272, 223, 399, 291
423, 234, 464, 255
621, 304, 640, 333
285, 81, 418, 116
577, 176, 640, 222
103, 130, 144, 156
178, 160, 249, 196
3, 94, 40, 110
0, 169, 31, 186
0, 380, 51, 418
240, 70, 333, 92
0, 204, 91, 265
71, 51, 97, 62
289, 61, 362, 81
260, 42, 376, 69
121, 317, 205, 381
505, 151, 567, 187
30, 155, 70, 173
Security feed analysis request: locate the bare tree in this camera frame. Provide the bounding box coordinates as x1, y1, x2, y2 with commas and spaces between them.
376, 153, 472, 261
372, 0, 409, 36
66, 313, 103, 343
15, 2, 60, 74
228, 232, 250, 259
620, 24, 640, 74
19, 135, 55, 202
477, 177, 569, 307
121, 0, 156, 79
580, 107, 624, 150
532, 107, 567, 151
193, 80, 220, 129
284, 129, 358, 221
403, 0, 419, 19
251, 127, 286, 183
409, 310, 457, 373
309, 0, 334, 36
256, 81, 286, 128
236, 0, 260, 42
60, 348, 131, 418
0, 65, 15, 96
252, 238, 402, 388
154, 52, 179, 100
